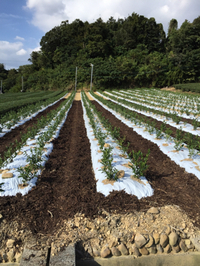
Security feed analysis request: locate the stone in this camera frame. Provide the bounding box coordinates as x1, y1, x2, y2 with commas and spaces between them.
139, 247, 149, 255
179, 239, 188, 252
131, 244, 140, 257
7, 249, 14, 262
147, 207, 160, 214
85, 245, 93, 257
148, 244, 157, 254
118, 243, 128, 255
134, 233, 148, 248
15, 252, 22, 263
185, 239, 191, 248
160, 233, 169, 248
153, 232, 160, 245
164, 244, 171, 253
6, 239, 15, 248
180, 232, 187, 239
101, 247, 111, 258
169, 232, 178, 246
165, 225, 171, 235
181, 222, 186, 229
116, 170, 125, 179
145, 235, 154, 248
2, 172, 13, 179
190, 234, 200, 251
108, 236, 118, 248
156, 244, 163, 254
92, 247, 100, 257
185, 239, 194, 250
172, 244, 180, 253
2, 253, 7, 263
111, 247, 121, 256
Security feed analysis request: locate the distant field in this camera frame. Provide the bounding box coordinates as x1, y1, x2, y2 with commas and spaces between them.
0, 90, 65, 114
173, 83, 200, 93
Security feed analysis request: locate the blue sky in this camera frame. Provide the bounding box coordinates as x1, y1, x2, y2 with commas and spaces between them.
1, 0, 200, 70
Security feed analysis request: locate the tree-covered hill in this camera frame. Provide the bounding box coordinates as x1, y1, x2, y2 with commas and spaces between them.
1, 13, 200, 92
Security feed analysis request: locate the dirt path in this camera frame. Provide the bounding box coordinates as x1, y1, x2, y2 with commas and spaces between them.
91, 99, 200, 228
0, 98, 66, 159
64, 93, 71, 99
85, 92, 94, 100
74, 92, 81, 101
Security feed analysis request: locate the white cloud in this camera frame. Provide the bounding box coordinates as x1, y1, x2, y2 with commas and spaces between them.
25, 0, 200, 33
0, 41, 40, 69
15, 36, 25, 41
16, 49, 27, 56
0, 41, 23, 53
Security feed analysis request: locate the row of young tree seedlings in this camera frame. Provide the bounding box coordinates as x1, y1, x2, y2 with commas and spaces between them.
0, 91, 67, 133
131, 89, 200, 116
0, 92, 75, 190
81, 91, 150, 181
104, 91, 200, 153
112, 89, 200, 117
102, 91, 199, 129
132, 88, 200, 107
125, 88, 200, 114
91, 91, 200, 159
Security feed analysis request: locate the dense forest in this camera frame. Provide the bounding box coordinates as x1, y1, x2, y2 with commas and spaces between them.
1, 13, 200, 92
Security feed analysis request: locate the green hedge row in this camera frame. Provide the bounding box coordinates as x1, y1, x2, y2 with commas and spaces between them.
173, 83, 200, 93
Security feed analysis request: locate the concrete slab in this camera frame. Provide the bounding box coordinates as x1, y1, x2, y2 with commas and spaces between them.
49, 244, 75, 266
0, 264, 19, 266
20, 242, 48, 266
77, 252, 200, 266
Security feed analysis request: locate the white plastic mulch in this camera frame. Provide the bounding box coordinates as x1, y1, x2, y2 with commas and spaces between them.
0, 97, 72, 197
92, 92, 200, 181
81, 94, 153, 199
105, 91, 200, 136
0, 93, 68, 138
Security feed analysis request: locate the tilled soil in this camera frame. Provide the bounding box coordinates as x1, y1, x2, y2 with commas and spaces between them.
91, 100, 200, 228
0, 99, 199, 238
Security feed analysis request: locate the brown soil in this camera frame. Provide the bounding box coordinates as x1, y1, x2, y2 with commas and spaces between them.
0, 99, 199, 239
91, 100, 200, 228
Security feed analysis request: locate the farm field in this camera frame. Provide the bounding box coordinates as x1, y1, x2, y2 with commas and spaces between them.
0, 89, 199, 263
0, 90, 66, 114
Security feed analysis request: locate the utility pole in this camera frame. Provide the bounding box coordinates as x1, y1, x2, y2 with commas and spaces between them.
90, 64, 94, 91
0, 80, 2, 94
21, 76, 23, 92
75, 67, 77, 91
